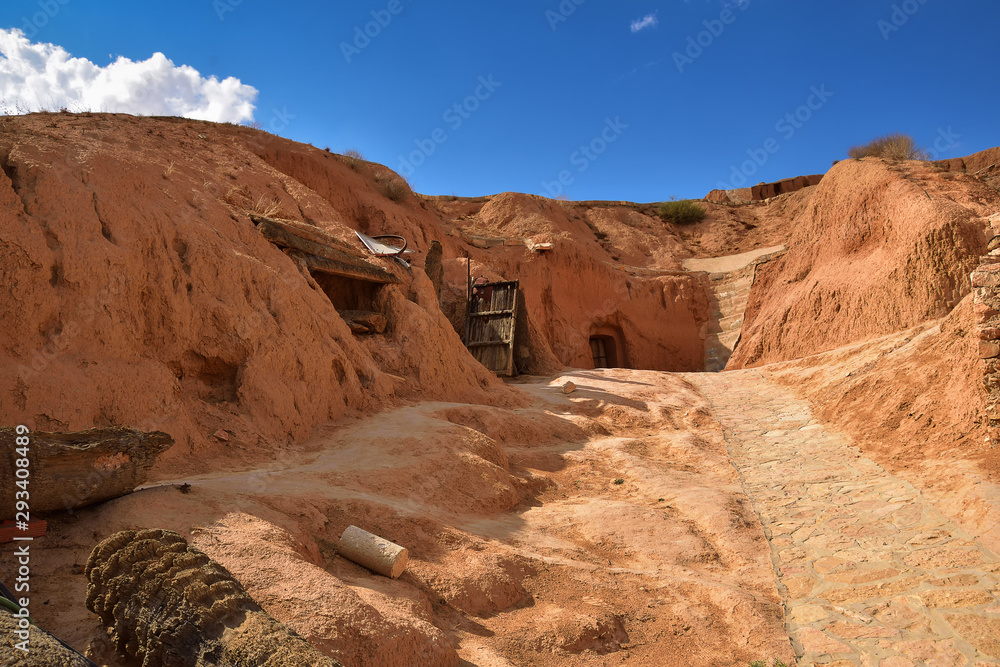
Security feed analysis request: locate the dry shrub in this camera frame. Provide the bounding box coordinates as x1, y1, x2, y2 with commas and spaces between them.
659, 199, 706, 225
374, 170, 411, 203
221, 184, 252, 208
847, 133, 929, 161
220, 185, 284, 218
250, 195, 283, 218
342, 149, 365, 171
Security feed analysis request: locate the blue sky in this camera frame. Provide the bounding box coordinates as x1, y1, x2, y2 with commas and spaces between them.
0, 0, 997, 201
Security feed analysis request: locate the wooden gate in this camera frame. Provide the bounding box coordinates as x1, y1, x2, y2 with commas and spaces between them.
463, 280, 520, 376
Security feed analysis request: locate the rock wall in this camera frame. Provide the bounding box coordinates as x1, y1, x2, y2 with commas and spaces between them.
442, 244, 711, 373
705, 174, 824, 205
434, 191, 711, 374
973, 255, 1000, 434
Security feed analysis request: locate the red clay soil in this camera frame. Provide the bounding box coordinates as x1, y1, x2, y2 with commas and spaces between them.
427, 190, 800, 373
14, 371, 793, 667
3, 112, 1000, 666
729, 158, 994, 369
0, 112, 521, 478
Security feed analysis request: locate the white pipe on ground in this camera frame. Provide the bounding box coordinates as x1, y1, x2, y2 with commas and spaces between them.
337, 525, 409, 578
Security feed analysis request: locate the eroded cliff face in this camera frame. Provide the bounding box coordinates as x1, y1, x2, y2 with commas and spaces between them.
728, 157, 995, 368
2, 112, 997, 473
0, 113, 519, 477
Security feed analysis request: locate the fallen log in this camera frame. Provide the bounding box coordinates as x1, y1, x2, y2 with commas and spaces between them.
0, 428, 173, 513
87, 529, 342, 667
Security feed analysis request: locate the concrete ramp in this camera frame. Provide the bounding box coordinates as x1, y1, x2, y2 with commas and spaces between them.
683, 246, 786, 372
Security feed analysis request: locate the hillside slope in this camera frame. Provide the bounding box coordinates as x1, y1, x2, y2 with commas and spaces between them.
0, 113, 519, 476
729, 158, 995, 368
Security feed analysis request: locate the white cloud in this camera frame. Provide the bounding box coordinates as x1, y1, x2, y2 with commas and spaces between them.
630, 13, 658, 33
0, 29, 257, 123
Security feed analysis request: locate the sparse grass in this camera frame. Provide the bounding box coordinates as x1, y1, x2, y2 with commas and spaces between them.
342, 148, 365, 171
249, 194, 283, 218
749, 660, 788, 667
221, 184, 252, 208
162, 162, 176, 179
847, 133, 929, 161
658, 198, 706, 225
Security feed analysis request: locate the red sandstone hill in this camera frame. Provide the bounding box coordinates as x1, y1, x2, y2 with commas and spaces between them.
728, 156, 994, 369
0, 112, 802, 475
3, 113, 1000, 667
0, 113, 520, 476
2, 113, 997, 475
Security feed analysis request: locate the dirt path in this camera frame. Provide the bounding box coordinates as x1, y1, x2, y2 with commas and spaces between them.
685, 370, 1000, 666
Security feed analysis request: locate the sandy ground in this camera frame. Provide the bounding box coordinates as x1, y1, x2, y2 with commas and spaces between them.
6, 370, 795, 667
6, 349, 1000, 666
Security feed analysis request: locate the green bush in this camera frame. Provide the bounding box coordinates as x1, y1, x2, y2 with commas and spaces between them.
659, 199, 706, 225
847, 133, 929, 161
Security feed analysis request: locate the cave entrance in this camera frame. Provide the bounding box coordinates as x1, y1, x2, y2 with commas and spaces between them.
589, 324, 628, 369
309, 272, 380, 312
310, 271, 389, 335
249, 215, 400, 336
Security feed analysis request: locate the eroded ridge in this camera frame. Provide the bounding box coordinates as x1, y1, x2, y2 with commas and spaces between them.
686, 371, 1000, 667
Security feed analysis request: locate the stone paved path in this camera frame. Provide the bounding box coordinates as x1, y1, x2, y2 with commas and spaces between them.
685, 370, 1000, 667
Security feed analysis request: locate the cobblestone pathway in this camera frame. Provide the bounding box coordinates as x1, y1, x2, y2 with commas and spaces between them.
685, 370, 1000, 667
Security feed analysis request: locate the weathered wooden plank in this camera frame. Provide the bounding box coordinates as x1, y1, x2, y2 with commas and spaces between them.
468, 309, 515, 318
250, 215, 364, 257
506, 281, 520, 376
0, 428, 173, 513
255, 220, 376, 268
287, 250, 399, 285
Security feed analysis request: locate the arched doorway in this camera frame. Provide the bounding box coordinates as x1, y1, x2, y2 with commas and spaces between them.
589, 324, 628, 369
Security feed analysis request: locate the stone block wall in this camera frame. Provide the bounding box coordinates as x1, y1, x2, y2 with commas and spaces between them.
972, 255, 1000, 428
